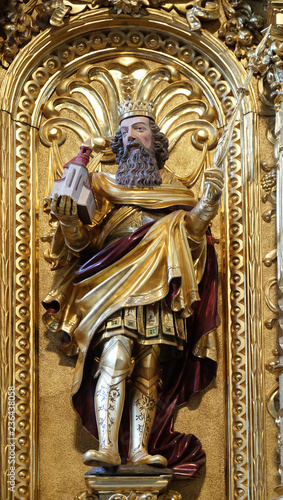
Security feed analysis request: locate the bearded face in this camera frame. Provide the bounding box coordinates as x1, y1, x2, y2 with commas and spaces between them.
111, 116, 169, 189
115, 140, 162, 188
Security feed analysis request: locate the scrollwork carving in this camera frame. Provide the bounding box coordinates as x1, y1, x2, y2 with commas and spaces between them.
226, 123, 248, 497
185, 1, 220, 32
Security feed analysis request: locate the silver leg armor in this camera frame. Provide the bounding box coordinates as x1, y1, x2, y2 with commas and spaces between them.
82, 335, 134, 466
127, 344, 168, 467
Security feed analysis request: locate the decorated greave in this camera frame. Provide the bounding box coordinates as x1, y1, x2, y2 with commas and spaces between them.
94, 336, 133, 454
95, 374, 125, 454
128, 345, 163, 462
131, 344, 160, 396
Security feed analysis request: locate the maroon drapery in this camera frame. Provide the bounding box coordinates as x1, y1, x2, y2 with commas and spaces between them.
71, 224, 218, 477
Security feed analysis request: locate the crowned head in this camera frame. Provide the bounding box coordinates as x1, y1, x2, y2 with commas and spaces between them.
117, 97, 156, 122
111, 106, 169, 188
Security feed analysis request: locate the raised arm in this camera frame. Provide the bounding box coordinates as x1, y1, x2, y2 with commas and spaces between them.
185, 167, 224, 238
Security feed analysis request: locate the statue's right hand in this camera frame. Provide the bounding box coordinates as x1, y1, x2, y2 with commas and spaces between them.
50, 194, 81, 228
49, 194, 91, 251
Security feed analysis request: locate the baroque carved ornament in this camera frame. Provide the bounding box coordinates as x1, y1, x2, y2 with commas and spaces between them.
218, 0, 265, 64
0, 12, 261, 499
0, 0, 220, 67
256, 3, 283, 499
0, 0, 271, 68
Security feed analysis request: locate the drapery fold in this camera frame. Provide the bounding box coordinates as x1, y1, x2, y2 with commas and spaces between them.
42, 172, 218, 477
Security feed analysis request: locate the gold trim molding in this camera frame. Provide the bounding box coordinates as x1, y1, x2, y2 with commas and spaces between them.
0, 8, 263, 500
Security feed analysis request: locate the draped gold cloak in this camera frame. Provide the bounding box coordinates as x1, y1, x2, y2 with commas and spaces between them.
43, 171, 209, 397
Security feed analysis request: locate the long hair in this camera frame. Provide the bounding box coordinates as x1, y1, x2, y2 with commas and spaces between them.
111, 119, 169, 170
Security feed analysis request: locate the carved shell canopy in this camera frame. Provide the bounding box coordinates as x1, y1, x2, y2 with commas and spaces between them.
39, 57, 218, 190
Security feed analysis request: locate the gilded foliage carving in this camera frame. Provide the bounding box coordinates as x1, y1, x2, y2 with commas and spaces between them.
257, 36, 283, 107
0, 0, 272, 69
219, 1, 264, 63
0, 0, 51, 67
261, 161, 277, 225
0, 0, 221, 67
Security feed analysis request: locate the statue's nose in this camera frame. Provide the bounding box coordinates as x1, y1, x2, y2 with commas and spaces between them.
128, 127, 139, 140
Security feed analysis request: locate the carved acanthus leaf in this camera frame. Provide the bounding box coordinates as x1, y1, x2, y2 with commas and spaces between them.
259, 37, 283, 105
0, 0, 43, 67
218, 1, 264, 64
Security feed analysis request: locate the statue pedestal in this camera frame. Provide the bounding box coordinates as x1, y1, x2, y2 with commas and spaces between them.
75, 465, 182, 500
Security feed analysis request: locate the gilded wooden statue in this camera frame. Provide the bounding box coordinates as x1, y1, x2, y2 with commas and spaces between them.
42, 79, 223, 475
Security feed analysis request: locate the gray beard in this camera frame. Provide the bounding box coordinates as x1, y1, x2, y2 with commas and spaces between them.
115, 147, 162, 188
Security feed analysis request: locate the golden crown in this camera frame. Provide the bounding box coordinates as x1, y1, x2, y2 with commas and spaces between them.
117, 97, 156, 122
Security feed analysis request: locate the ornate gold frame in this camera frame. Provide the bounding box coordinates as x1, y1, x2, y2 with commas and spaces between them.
0, 8, 264, 499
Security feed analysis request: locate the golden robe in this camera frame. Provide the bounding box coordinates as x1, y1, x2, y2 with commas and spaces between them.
43, 170, 212, 398
43, 170, 218, 475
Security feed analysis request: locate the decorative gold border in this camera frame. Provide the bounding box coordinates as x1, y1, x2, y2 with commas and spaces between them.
0, 9, 262, 500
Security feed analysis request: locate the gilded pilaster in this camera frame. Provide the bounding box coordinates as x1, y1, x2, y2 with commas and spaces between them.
257, 2, 283, 498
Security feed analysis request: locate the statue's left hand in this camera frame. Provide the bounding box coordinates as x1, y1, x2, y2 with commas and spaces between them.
202, 167, 224, 205
187, 167, 224, 230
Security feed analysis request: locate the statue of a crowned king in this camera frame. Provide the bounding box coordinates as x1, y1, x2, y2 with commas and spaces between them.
42, 92, 223, 476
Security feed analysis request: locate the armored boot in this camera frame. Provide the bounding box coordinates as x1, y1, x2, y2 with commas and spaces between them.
82, 336, 134, 466
127, 344, 167, 467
